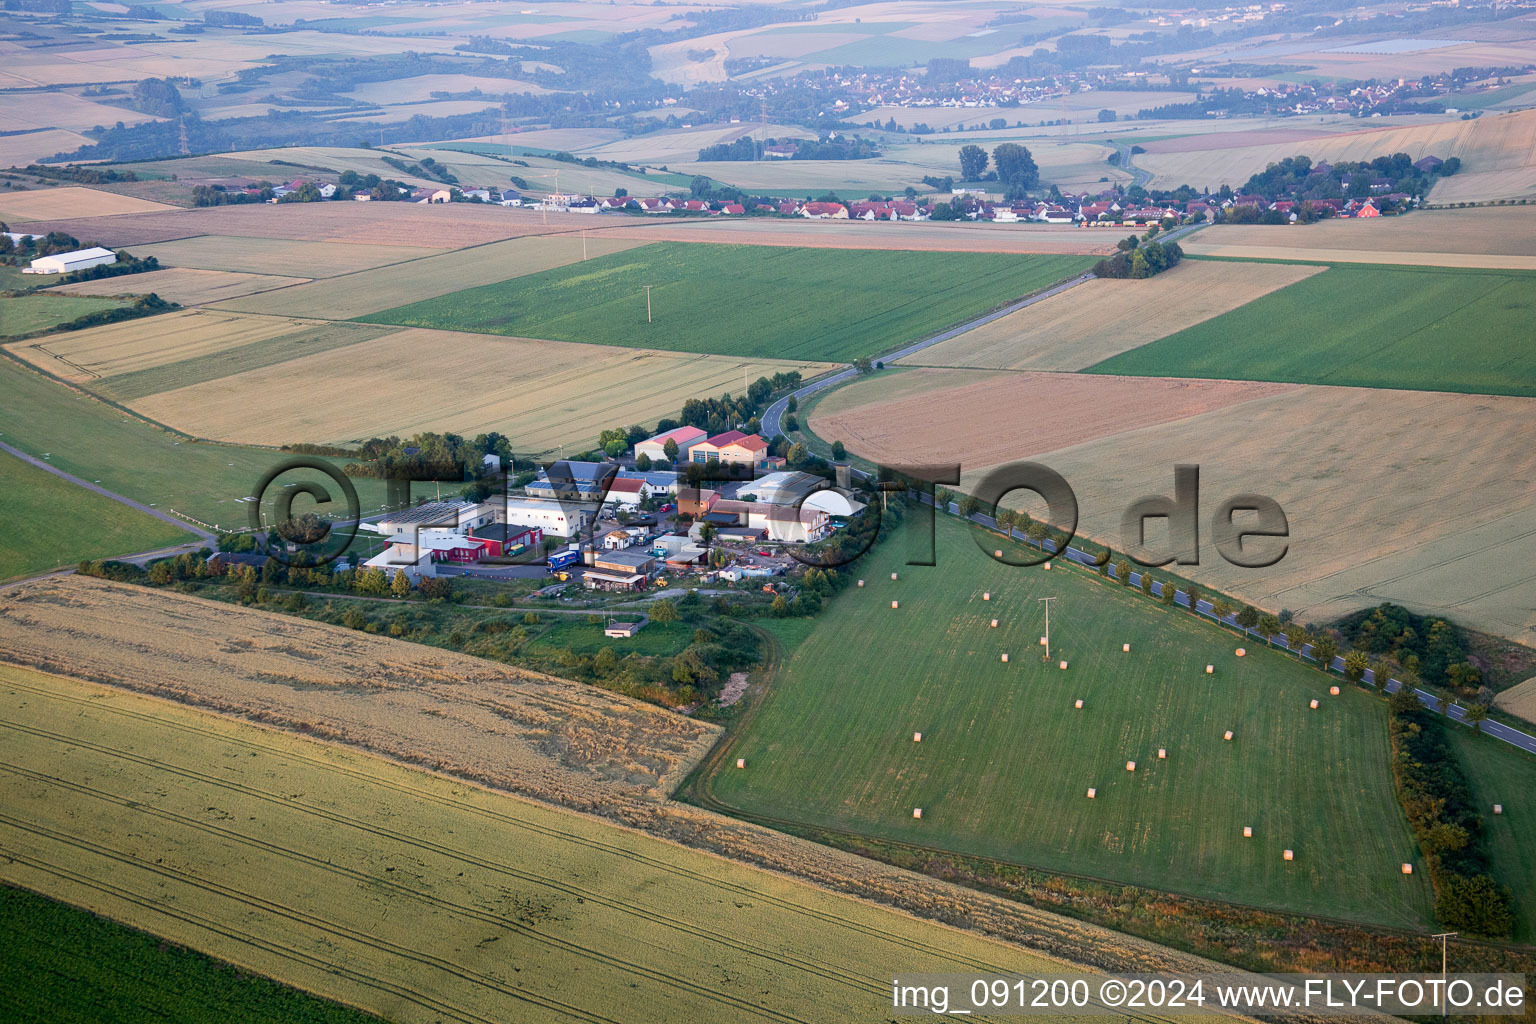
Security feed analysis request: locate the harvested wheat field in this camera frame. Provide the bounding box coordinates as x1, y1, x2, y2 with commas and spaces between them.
128, 235, 441, 278
216, 233, 652, 319
0, 664, 1154, 1024
597, 216, 1119, 255
902, 261, 1325, 370
1495, 676, 1536, 727
976, 385, 1536, 646
1184, 207, 1536, 268
13, 201, 586, 249
130, 327, 835, 452
45, 268, 310, 306
5, 309, 386, 388
0, 575, 717, 802
810, 369, 1295, 470
0, 186, 177, 222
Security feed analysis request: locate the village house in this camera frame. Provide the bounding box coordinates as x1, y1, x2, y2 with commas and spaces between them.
634, 424, 707, 464
799, 201, 848, 219
690, 431, 768, 467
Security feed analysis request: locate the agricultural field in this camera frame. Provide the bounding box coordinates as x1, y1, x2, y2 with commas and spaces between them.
591, 217, 1119, 255
359, 242, 1097, 362
0, 575, 719, 801
1086, 264, 1536, 397
0, 129, 94, 168
46, 268, 311, 307
0, 885, 381, 1024
1182, 207, 1536, 270
703, 515, 1434, 928
901, 261, 1326, 371
0, 452, 194, 579
1444, 729, 1536, 941
0, 663, 1107, 1024
809, 368, 1294, 470
216, 233, 651, 319
0, 294, 125, 339
0, 186, 177, 222
1136, 108, 1536, 200
124, 327, 835, 452
127, 235, 442, 278
0, 91, 155, 133
0, 353, 395, 529
1495, 676, 1536, 727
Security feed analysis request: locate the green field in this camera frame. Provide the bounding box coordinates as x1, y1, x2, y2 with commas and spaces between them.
703, 515, 1434, 928
1086, 264, 1536, 396
358, 243, 1095, 362
0, 451, 195, 578
0, 294, 125, 339
0, 355, 393, 532
1446, 729, 1536, 941
527, 616, 694, 657
0, 885, 383, 1024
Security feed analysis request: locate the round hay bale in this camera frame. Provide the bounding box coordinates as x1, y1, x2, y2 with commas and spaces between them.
1243, 826, 1253, 838
1283, 849, 1294, 861
1329, 685, 1340, 695
1206, 664, 1214, 674
912, 807, 922, 819
1086, 787, 1096, 799
1059, 660, 1068, 670
1224, 730, 1234, 741
857, 579, 864, 588
1040, 636, 1048, 645
1001, 653, 1009, 663
891, 572, 899, 581
1236, 647, 1246, 657
1310, 699, 1320, 709
983, 592, 990, 601
990, 618, 998, 628
1044, 561, 1052, 570
1402, 863, 1413, 875
1158, 747, 1167, 759
1074, 698, 1084, 709
1126, 760, 1136, 772
1123, 643, 1131, 652
995, 549, 1003, 558
913, 732, 922, 743
891, 600, 899, 609
736, 758, 746, 769
1494, 803, 1503, 814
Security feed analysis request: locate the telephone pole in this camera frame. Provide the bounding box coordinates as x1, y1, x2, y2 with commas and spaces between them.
1431, 933, 1456, 1017
645, 285, 653, 323
1039, 596, 1057, 660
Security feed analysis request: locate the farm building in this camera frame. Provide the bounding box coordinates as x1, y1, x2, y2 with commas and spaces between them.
635, 425, 707, 464
605, 621, 644, 638
690, 431, 768, 467
27, 247, 116, 274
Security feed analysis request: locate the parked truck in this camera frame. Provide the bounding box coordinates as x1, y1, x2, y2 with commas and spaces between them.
546, 547, 582, 574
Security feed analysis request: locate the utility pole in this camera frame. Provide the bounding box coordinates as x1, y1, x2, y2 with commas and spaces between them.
582, 231, 587, 261
645, 284, 653, 323
1431, 933, 1456, 1018
1039, 596, 1057, 660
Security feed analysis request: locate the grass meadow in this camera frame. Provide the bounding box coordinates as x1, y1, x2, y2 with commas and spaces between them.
1086, 263, 1536, 396
358, 243, 1095, 362
0, 294, 125, 339
0, 451, 195, 577
705, 515, 1435, 928
1446, 729, 1536, 941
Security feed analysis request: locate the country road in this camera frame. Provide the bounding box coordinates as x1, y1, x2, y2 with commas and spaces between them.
761, 271, 1096, 437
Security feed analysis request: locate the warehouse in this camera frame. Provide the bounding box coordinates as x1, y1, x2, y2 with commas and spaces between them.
27, 247, 117, 274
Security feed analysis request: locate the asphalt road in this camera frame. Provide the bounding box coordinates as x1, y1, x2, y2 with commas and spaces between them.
761, 272, 1096, 438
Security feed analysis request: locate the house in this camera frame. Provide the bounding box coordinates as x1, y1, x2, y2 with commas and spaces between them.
26, 247, 116, 275
427, 189, 453, 204
636, 197, 675, 214
1356, 201, 1381, 218
617, 470, 679, 495
503, 496, 590, 537
704, 499, 830, 544
499, 191, 524, 206
603, 477, 647, 509
1413, 155, 1443, 173
720, 203, 745, 215
464, 188, 491, 201
776, 201, 801, 216
635, 425, 707, 464
585, 549, 656, 591
677, 488, 719, 517
370, 501, 494, 541
690, 430, 767, 467
206, 551, 269, 574
764, 143, 799, 159
602, 528, 637, 550
799, 201, 848, 219
525, 461, 616, 501
465, 522, 541, 557
605, 621, 644, 638
750, 471, 826, 507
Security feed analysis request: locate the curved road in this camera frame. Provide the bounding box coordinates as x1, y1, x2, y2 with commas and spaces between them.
762, 272, 1095, 438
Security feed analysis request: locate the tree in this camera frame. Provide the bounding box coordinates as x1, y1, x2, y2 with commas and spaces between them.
1435, 874, 1514, 938
1114, 558, 1132, 585
1236, 605, 1259, 631
1343, 649, 1369, 683
1312, 633, 1339, 670
1210, 598, 1233, 626
663, 438, 679, 463
1161, 580, 1177, 605
1185, 586, 1200, 612
1464, 702, 1490, 733
390, 569, 412, 598
636, 452, 652, 471
1258, 614, 1281, 644
770, 594, 790, 617
958, 144, 988, 181
786, 442, 807, 464
994, 508, 1015, 537
830, 440, 846, 461
650, 599, 679, 624
593, 646, 618, 676
992, 143, 1039, 194
957, 495, 981, 519
1025, 521, 1047, 543
1283, 623, 1309, 653
698, 521, 718, 546
1140, 573, 1153, 596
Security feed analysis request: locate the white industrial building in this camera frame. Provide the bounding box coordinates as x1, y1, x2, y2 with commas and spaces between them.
26, 247, 117, 275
